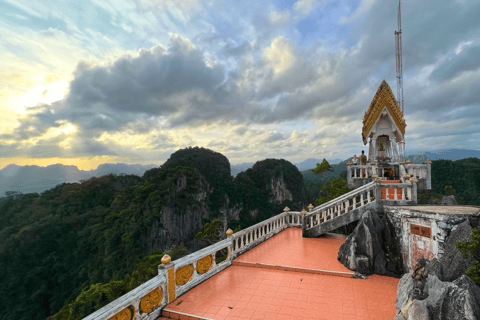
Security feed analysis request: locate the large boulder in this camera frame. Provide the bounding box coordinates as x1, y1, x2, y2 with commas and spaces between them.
395, 272, 480, 320
424, 220, 473, 282
338, 209, 402, 276
429, 194, 457, 205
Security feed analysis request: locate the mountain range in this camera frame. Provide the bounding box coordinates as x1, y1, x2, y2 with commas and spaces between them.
1, 149, 478, 197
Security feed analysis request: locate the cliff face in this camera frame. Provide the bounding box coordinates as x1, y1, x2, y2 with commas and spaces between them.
143, 155, 307, 253
269, 174, 294, 204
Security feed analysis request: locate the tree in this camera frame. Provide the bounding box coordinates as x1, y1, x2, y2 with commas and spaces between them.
195, 219, 224, 247
314, 177, 353, 206
456, 228, 480, 285
312, 159, 333, 178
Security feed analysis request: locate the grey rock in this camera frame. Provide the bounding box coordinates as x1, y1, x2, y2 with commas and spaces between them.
424, 258, 443, 280
440, 220, 473, 281
175, 176, 188, 194
269, 175, 293, 204
396, 272, 480, 320
438, 195, 457, 206
338, 210, 400, 276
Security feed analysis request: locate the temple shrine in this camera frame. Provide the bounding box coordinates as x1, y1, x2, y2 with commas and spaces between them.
347, 80, 431, 193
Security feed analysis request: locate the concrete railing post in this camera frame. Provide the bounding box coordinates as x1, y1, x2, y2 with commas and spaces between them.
158, 255, 176, 304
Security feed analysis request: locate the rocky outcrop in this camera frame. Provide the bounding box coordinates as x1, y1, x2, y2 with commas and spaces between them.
395, 272, 480, 320
338, 209, 403, 276
269, 175, 293, 204
429, 194, 457, 205
425, 220, 473, 282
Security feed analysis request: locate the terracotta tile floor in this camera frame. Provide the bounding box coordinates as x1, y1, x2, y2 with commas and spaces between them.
234, 229, 352, 274
163, 229, 400, 320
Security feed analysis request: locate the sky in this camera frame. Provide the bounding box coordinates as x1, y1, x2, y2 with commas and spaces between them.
1, 0, 479, 171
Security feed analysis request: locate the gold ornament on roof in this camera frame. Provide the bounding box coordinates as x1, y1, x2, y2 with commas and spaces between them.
283, 206, 290, 212
308, 204, 314, 210
362, 80, 406, 144
140, 288, 163, 314
226, 228, 233, 237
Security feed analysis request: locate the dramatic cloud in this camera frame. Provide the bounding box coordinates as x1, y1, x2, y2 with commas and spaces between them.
1, 0, 480, 168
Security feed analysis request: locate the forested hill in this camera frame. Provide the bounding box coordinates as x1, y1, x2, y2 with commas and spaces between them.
0, 147, 309, 320
427, 157, 480, 205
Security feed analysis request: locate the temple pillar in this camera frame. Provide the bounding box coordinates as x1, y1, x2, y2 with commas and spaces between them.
371, 138, 377, 162
391, 137, 399, 162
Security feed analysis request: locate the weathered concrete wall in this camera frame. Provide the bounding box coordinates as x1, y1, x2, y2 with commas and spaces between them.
351, 178, 372, 189
384, 206, 478, 272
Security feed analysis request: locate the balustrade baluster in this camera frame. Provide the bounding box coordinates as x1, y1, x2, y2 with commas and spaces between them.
360, 193, 364, 206
407, 187, 411, 201
394, 188, 398, 200
353, 197, 356, 209
367, 190, 371, 203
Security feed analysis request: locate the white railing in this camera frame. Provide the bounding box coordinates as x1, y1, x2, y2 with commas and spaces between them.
172, 238, 232, 298
304, 181, 376, 229
404, 163, 428, 179
82, 210, 304, 320
349, 165, 374, 179
83, 273, 167, 320
380, 182, 413, 201
231, 211, 302, 258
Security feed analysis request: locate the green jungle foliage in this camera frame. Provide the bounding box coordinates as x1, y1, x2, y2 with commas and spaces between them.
312, 158, 334, 177
51, 247, 189, 320
314, 177, 353, 206
302, 159, 349, 203
195, 219, 224, 247
417, 158, 480, 205
0, 148, 314, 320
456, 228, 480, 285
429, 158, 480, 205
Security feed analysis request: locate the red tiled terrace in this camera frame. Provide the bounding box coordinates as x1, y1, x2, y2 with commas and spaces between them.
162, 228, 399, 320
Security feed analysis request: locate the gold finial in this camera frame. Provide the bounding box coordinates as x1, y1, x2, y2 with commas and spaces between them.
406, 160, 412, 164
371, 161, 376, 165
308, 204, 314, 211
410, 177, 418, 183
283, 206, 290, 212
226, 228, 233, 237
373, 174, 378, 179
161, 254, 171, 265
425, 160, 432, 164
403, 174, 410, 179
301, 209, 307, 215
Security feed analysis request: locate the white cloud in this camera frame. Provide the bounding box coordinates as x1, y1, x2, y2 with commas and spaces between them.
340, 0, 377, 24
264, 36, 297, 75
269, 11, 291, 25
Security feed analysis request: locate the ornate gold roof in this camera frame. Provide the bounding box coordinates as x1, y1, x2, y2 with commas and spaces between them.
362, 80, 406, 144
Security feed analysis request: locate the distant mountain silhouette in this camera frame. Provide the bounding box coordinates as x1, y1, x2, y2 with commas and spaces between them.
0, 163, 157, 196
423, 149, 480, 161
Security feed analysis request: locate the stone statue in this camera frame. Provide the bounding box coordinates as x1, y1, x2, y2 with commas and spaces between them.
411, 258, 429, 300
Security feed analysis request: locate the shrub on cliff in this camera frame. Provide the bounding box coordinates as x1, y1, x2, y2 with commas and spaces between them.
456, 228, 480, 285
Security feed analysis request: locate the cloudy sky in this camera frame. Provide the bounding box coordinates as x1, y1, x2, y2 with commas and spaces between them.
1, 0, 479, 171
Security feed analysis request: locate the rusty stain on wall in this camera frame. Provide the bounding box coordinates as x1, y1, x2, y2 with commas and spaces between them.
410, 225, 434, 269
410, 224, 432, 238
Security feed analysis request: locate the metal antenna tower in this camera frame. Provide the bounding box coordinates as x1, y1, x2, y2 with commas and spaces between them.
395, 0, 404, 115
